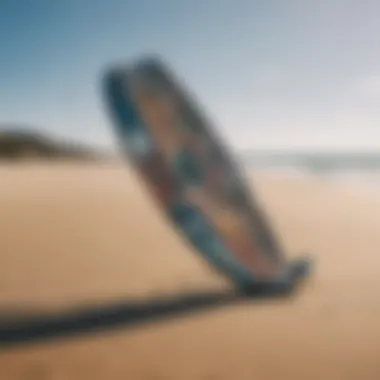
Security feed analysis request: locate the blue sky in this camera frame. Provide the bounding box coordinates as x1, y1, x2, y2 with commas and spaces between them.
1, 0, 379, 151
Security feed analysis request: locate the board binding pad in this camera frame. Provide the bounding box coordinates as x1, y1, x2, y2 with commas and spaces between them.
103, 56, 311, 294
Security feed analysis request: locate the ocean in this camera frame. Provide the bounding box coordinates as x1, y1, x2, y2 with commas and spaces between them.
241, 151, 380, 187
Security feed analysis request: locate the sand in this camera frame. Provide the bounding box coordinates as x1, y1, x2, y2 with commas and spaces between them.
0, 162, 379, 380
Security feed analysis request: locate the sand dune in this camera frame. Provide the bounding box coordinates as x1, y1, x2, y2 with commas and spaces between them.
0, 163, 379, 379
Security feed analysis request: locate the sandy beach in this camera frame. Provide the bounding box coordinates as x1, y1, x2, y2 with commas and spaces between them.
0, 162, 379, 379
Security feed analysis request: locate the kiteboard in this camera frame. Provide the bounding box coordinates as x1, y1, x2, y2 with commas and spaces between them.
103, 56, 311, 292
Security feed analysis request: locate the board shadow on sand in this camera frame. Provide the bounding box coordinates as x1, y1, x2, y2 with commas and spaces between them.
0, 274, 308, 349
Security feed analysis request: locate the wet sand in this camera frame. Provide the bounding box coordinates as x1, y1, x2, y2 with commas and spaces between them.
0, 162, 379, 379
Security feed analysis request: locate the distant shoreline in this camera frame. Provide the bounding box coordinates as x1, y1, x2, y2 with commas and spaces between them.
0, 129, 113, 162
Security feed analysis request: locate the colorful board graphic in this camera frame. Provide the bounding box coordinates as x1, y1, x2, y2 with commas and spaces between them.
103, 57, 297, 287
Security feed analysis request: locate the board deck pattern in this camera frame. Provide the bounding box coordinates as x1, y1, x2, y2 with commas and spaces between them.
104, 58, 288, 287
